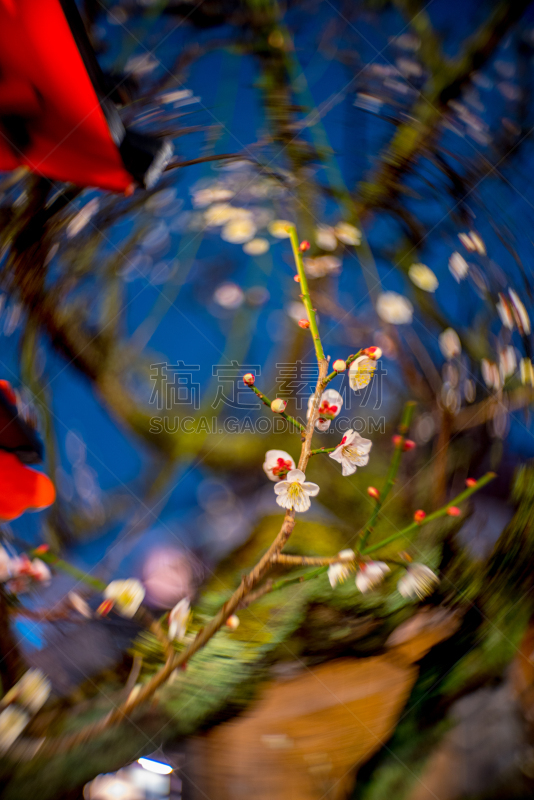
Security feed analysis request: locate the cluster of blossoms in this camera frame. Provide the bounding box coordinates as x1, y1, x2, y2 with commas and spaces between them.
0, 545, 51, 594
327, 550, 439, 601
0, 669, 51, 754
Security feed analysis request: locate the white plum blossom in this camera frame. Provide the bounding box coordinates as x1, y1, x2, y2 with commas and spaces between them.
348, 355, 378, 392
408, 263, 438, 292
274, 469, 319, 513
4, 669, 51, 714
315, 225, 337, 251
243, 238, 269, 255
499, 346, 517, 379
303, 255, 341, 278
355, 561, 390, 593
213, 282, 245, 309
203, 202, 237, 226
496, 294, 514, 329
308, 389, 343, 432
329, 429, 372, 476
28, 559, 51, 583
104, 579, 145, 618
458, 231, 485, 255
263, 450, 296, 482
449, 252, 469, 282
268, 219, 292, 238
439, 328, 461, 360
328, 549, 355, 587
334, 222, 361, 246
376, 292, 413, 324
0, 707, 28, 754
168, 598, 191, 642
221, 218, 257, 244
68, 591, 92, 618
481, 359, 501, 391
397, 563, 439, 600
509, 289, 531, 334
193, 187, 234, 207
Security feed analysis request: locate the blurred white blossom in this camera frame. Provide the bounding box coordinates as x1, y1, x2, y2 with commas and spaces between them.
376, 292, 413, 324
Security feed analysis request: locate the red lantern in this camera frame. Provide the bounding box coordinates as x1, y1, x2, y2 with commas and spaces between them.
0, 0, 172, 191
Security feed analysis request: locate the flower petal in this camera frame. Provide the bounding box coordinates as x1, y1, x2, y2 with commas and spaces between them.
301, 482, 320, 496
286, 469, 305, 483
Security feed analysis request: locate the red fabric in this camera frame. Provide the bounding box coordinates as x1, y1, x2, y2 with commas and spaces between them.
0, 0, 132, 190
0, 451, 56, 521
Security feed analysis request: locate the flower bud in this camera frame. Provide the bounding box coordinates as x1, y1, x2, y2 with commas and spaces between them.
392, 435, 416, 451
333, 359, 346, 372
299, 240, 311, 252
414, 509, 426, 523
392, 434, 402, 448
243, 373, 255, 386
447, 506, 461, 517
403, 439, 416, 451
271, 398, 287, 413
298, 319, 310, 329
34, 544, 49, 554
293, 274, 301, 282
362, 346, 382, 360
226, 614, 240, 630
96, 599, 114, 617
367, 486, 380, 500
465, 478, 477, 488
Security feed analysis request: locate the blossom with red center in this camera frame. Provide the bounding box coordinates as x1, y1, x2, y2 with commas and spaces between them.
330, 429, 372, 476
263, 450, 296, 482
0, 452, 55, 522
308, 389, 343, 432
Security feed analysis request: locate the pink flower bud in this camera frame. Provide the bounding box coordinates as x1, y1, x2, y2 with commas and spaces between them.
271, 398, 287, 413
333, 359, 346, 372
226, 614, 240, 630
414, 509, 426, 523
362, 346, 382, 360
392, 435, 416, 452
34, 544, 49, 554
243, 373, 255, 386
294, 275, 301, 282
298, 319, 310, 329
465, 478, 477, 488
403, 439, 416, 451
299, 240, 311, 252
447, 506, 461, 517
367, 486, 380, 500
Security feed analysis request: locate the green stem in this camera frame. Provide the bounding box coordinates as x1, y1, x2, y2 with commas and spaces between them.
30, 550, 106, 592
269, 565, 328, 592
287, 225, 325, 362
362, 471, 496, 555
248, 384, 306, 433
309, 446, 336, 456
358, 401, 416, 553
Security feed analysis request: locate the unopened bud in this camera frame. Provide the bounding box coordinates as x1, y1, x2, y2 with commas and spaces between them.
243, 373, 255, 386
403, 439, 416, 451
333, 359, 347, 372
447, 506, 461, 517
96, 599, 114, 617
298, 319, 310, 329
362, 346, 382, 360
367, 486, 380, 500
226, 614, 240, 630
34, 544, 50, 554
271, 398, 287, 413
414, 509, 426, 523
299, 240, 310, 252
392, 435, 415, 451
294, 274, 301, 282
465, 478, 477, 488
